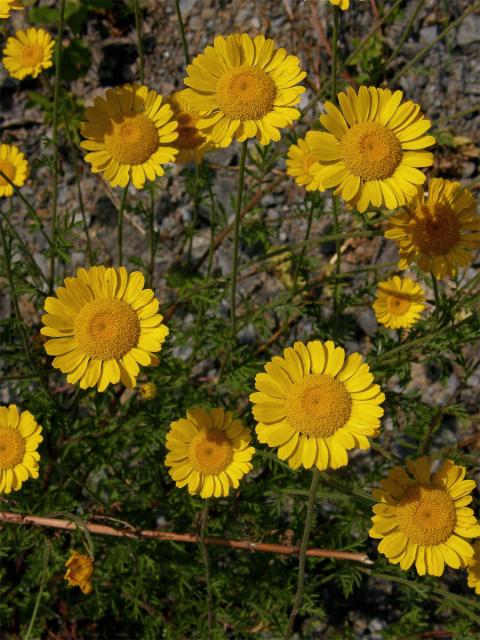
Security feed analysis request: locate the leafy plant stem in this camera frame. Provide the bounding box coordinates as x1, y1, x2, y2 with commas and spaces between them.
230, 140, 248, 339
117, 186, 128, 266
174, 0, 190, 67
24, 541, 50, 640
133, 0, 144, 84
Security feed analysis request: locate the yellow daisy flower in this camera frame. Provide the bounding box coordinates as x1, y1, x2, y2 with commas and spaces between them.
2, 28, 54, 80
0, 404, 42, 494
467, 541, 480, 595
370, 457, 480, 576
309, 86, 435, 212
0, 143, 28, 197
169, 91, 216, 163
182, 33, 306, 147
41, 266, 169, 392
373, 275, 425, 330
165, 407, 255, 499
385, 178, 480, 280
329, 0, 350, 9
0, 0, 23, 19
139, 381, 157, 400
286, 132, 326, 190
65, 551, 94, 595
250, 340, 385, 471
80, 84, 179, 189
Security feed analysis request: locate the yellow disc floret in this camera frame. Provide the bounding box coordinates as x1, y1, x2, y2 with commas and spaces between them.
341, 122, 402, 181
216, 65, 277, 121
396, 484, 456, 546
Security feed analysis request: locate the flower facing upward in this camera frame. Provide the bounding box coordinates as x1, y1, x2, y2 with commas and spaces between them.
0, 405, 42, 494
370, 457, 480, 576
373, 276, 425, 330
250, 340, 385, 471
2, 28, 54, 80
385, 178, 480, 280
80, 84, 178, 189
169, 91, 215, 163
41, 266, 169, 392
467, 542, 480, 595
0, 0, 23, 19
286, 132, 327, 190
309, 86, 435, 212
65, 551, 94, 595
139, 381, 157, 400
329, 0, 350, 9
165, 407, 255, 499
182, 34, 306, 147
0, 144, 28, 197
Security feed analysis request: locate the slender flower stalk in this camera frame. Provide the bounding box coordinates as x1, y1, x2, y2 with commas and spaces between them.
331, 6, 342, 337
133, 0, 144, 84
199, 501, 214, 639
174, 0, 190, 67
24, 542, 51, 640
117, 186, 128, 266
431, 272, 441, 317
148, 185, 155, 287
230, 140, 248, 339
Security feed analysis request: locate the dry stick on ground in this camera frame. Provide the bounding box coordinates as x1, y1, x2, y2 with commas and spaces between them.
0, 512, 372, 564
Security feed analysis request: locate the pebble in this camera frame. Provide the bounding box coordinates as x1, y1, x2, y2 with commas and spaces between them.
457, 15, 480, 47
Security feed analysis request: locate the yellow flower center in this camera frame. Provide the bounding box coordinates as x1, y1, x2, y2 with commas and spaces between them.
0, 427, 25, 470
216, 65, 277, 121
20, 43, 45, 67
387, 294, 412, 316
341, 122, 402, 181
410, 203, 461, 255
175, 112, 205, 150
0, 160, 16, 186
104, 113, 159, 165
396, 483, 456, 546
74, 298, 140, 360
285, 373, 352, 437
189, 429, 233, 475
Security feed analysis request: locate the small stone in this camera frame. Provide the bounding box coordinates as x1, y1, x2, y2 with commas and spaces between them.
457, 15, 480, 46
420, 25, 438, 43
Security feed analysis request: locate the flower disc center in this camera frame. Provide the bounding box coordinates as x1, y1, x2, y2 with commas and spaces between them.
285, 373, 352, 437
0, 427, 25, 470
20, 44, 44, 67
189, 430, 233, 475
175, 112, 205, 150
396, 484, 456, 546
105, 114, 159, 165
411, 203, 461, 255
216, 65, 277, 121
0, 161, 16, 186
74, 298, 140, 360
387, 294, 412, 316
341, 122, 402, 181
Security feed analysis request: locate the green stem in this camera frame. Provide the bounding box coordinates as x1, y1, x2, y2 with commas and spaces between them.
205, 167, 217, 279
384, 0, 426, 70
199, 501, 214, 640
230, 140, 248, 339
187, 161, 201, 267
148, 185, 155, 287
117, 186, 128, 266
24, 542, 50, 640
431, 272, 441, 316
332, 6, 339, 97
331, 6, 341, 339
284, 468, 320, 640
133, 0, 144, 84
48, 0, 66, 295
0, 209, 48, 287
174, 0, 190, 67
292, 195, 317, 293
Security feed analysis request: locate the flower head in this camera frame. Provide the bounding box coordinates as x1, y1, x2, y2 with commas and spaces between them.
385, 178, 480, 279
309, 86, 435, 212
370, 457, 480, 576
329, 0, 349, 9
169, 91, 216, 163
182, 34, 306, 147
64, 551, 94, 595
467, 541, 480, 595
139, 381, 157, 400
0, 0, 23, 19
80, 84, 178, 189
0, 405, 42, 494
250, 340, 384, 471
286, 132, 326, 190
165, 407, 255, 499
41, 266, 169, 392
373, 275, 425, 330
0, 143, 28, 197
2, 28, 54, 79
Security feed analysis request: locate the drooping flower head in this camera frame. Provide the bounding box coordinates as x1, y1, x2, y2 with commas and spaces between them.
329, 0, 350, 9
182, 34, 306, 147
373, 276, 425, 330
0, 0, 23, 19
80, 84, 178, 189
467, 541, 480, 595
2, 28, 54, 79
0, 144, 28, 197
0, 405, 42, 494
64, 551, 94, 595
165, 407, 255, 499
250, 340, 384, 471
385, 178, 480, 280
286, 132, 327, 190
309, 86, 435, 212
169, 91, 216, 163
370, 457, 480, 576
139, 381, 157, 400
41, 266, 169, 392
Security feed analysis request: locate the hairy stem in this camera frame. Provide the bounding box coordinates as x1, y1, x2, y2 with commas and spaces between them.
230, 140, 248, 339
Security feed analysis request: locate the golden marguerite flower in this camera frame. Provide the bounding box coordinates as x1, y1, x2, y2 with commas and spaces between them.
80, 84, 178, 189
139, 381, 157, 400
467, 541, 480, 595
41, 266, 169, 392
169, 91, 216, 163
370, 457, 480, 576
250, 340, 385, 470
165, 407, 255, 499
182, 33, 306, 147
0, 143, 28, 197
286, 132, 327, 190
0, 0, 23, 19
329, 0, 350, 9
373, 276, 425, 330
309, 86, 435, 212
65, 551, 94, 595
0, 404, 42, 494
2, 28, 54, 80
385, 178, 480, 280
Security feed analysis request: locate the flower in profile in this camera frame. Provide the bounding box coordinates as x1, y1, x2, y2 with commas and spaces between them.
165, 407, 255, 498
139, 381, 157, 400
169, 91, 216, 163
182, 34, 306, 147
467, 542, 480, 595
250, 340, 384, 470
286, 132, 327, 190
309, 86, 435, 212
0, 0, 23, 19
0, 404, 42, 494
385, 178, 480, 279
2, 28, 54, 80
80, 84, 178, 189
0, 143, 28, 197
370, 457, 480, 576
373, 276, 425, 330
329, 0, 349, 9
64, 551, 94, 595
41, 266, 169, 392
